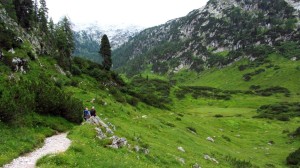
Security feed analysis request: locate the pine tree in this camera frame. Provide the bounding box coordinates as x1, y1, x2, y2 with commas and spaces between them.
13, 0, 34, 29
55, 16, 74, 70
33, 0, 38, 22
99, 34, 112, 71
38, 0, 48, 33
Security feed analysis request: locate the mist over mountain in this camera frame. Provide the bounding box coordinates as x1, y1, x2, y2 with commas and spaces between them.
73, 23, 143, 63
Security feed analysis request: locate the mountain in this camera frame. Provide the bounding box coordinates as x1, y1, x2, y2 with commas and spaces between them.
73, 23, 143, 63
1, 1, 300, 167
113, 0, 300, 76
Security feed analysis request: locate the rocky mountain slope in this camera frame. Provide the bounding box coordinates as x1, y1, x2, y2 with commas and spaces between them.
113, 0, 300, 75
73, 24, 142, 63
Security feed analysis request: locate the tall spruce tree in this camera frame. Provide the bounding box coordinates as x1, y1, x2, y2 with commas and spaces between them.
33, 0, 38, 22
99, 34, 112, 71
13, 0, 34, 29
38, 0, 48, 33
55, 16, 74, 70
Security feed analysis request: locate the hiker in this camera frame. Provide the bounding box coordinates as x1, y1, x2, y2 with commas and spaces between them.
90, 106, 96, 117
83, 107, 90, 120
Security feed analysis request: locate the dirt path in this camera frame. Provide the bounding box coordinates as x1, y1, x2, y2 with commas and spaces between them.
3, 133, 71, 168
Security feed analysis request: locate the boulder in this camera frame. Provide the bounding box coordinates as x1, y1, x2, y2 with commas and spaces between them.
204, 154, 219, 164
206, 137, 214, 142
177, 146, 185, 152
192, 163, 201, 168
107, 136, 127, 149
95, 127, 106, 139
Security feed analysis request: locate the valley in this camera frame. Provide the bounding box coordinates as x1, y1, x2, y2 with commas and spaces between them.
0, 0, 300, 167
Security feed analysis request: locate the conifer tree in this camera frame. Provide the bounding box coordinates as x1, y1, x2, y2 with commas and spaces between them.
55, 16, 74, 70
33, 0, 38, 22
99, 34, 112, 71
38, 0, 48, 33
13, 0, 34, 29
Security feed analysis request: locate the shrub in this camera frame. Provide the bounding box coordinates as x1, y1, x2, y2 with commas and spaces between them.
71, 65, 82, 76
0, 82, 35, 123
255, 102, 300, 121
238, 65, 248, 71
222, 135, 231, 142
127, 97, 139, 106
187, 127, 197, 133
225, 155, 258, 168
249, 85, 261, 90
214, 114, 224, 118
292, 127, 300, 137
286, 148, 300, 166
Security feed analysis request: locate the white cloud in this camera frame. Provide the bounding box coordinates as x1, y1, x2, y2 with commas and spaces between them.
46, 0, 208, 27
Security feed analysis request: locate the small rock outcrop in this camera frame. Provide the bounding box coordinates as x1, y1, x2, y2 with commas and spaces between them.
204, 154, 219, 164
177, 146, 185, 152
86, 116, 129, 149
206, 137, 215, 142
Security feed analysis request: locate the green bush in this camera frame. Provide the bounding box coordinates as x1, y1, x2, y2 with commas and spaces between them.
187, 127, 197, 133
286, 148, 300, 166
255, 102, 300, 121
214, 114, 224, 118
0, 82, 35, 123
71, 65, 82, 76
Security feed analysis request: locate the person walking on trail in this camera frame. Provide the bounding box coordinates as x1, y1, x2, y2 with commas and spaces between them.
90, 106, 96, 117
83, 107, 90, 120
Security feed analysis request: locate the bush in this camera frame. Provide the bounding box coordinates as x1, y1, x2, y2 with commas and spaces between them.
187, 127, 197, 133
286, 148, 300, 166
249, 85, 261, 90
0, 82, 35, 123
127, 97, 139, 106
292, 127, 300, 137
255, 102, 300, 121
222, 135, 231, 142
214, 114, 224, 118
71, 65, 82, 76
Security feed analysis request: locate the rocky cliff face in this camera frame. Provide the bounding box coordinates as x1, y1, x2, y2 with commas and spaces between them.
0, 5, 42, 55
113, 0, 300, 75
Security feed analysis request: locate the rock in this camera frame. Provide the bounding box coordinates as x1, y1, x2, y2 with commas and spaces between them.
95, 127, 106, 139
192, 163, 201, 168
177, 157, 185, 164
134, 145, 140, 152
54, 64, 66, 75
141, 148, 150, 155
177, 146, 185, 152
204, 154, 219, 164
206, 137, 214, 142
107, 122, 116, 131
105, 127, 114, 135
8, 48, 15, 54
108, 136, 127, 149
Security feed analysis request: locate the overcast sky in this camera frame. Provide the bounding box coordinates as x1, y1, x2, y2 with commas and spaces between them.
46, 0, 209, 28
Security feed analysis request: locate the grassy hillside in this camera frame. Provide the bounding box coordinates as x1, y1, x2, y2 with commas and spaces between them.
35, 54, 300, 167
173, 55, 300, 93
0, 36, 299, 167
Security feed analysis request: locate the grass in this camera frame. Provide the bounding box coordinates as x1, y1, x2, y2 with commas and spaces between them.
36, 79, 300, 167
0, 114, 74, 166
1, 49, 299, 167
175, 55, 300, 93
